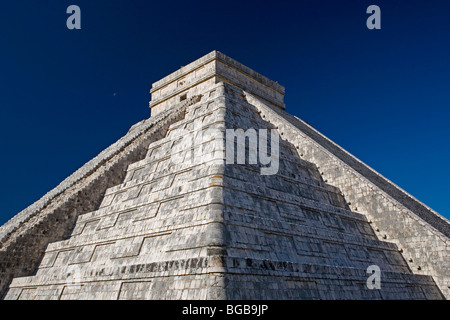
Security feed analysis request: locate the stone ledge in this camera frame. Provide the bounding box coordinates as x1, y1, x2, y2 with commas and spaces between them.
151, 51, 284, 95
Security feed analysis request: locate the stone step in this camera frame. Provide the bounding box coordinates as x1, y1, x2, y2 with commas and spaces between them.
47, 189, 215, 251
7, 257, 438, 300
223, 173, 368, 224
74, 163, 220, 225
33, 207, 403, 278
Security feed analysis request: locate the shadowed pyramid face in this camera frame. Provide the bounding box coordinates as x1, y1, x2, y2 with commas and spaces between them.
169, 116, 281, 175
1, 51, 448, 300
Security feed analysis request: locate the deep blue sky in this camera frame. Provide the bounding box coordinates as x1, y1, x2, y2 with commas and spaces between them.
0, 0, 449, 225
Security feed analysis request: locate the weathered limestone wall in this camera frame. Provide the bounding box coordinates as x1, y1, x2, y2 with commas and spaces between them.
3, 85, 230, 300
213, 83, 443, 299
0, 101, 189, 297
243, 91, 450, 298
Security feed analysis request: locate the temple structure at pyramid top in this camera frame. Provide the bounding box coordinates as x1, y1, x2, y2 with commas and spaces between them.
0, 51, 448, 300
149, 50, 285, 115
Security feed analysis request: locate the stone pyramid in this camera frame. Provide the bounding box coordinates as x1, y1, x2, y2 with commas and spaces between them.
1, 51, 448, 300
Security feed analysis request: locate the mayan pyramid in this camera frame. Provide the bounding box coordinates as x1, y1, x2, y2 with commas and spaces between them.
0, 51, 448, 300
